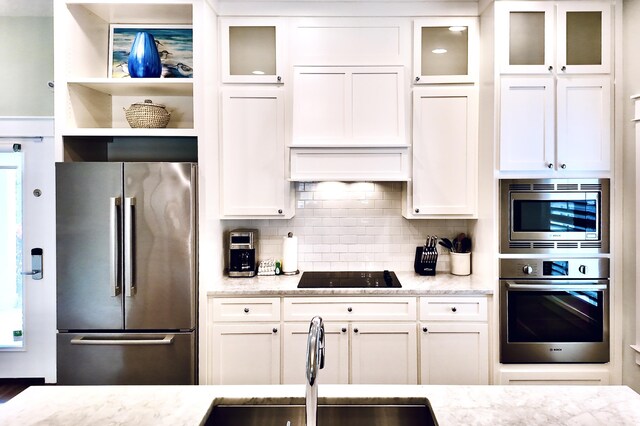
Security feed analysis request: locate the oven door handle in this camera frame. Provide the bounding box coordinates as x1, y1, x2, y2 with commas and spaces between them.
505, 281, 608, 291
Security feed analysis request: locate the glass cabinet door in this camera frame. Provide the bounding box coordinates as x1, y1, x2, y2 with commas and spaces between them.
497, 2, 554, 74
556, 3, 611, 74
220, 18, 284, 83
413, 17, 478, 84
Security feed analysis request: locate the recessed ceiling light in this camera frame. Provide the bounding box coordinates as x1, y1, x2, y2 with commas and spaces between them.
448, 26, 467, 32
432, 48, 447, 54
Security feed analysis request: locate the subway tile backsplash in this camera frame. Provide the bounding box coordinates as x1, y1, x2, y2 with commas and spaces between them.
223, 182, 470, 272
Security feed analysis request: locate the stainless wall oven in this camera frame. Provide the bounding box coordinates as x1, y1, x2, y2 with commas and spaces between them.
499, 258, 609, 363
500, 178, 609, 253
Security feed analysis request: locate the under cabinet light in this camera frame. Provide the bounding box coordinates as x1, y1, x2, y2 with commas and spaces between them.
432, 48, 447, 54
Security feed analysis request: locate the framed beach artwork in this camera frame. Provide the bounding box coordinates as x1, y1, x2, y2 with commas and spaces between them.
109, 24, 193, 78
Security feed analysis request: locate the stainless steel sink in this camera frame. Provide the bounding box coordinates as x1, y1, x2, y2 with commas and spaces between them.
205, 398, 438, 426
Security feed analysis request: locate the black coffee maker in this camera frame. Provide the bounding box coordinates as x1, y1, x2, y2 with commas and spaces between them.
228, 229, 258, 277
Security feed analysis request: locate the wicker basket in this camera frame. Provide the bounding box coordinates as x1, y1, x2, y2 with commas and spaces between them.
124, 99, 171, 128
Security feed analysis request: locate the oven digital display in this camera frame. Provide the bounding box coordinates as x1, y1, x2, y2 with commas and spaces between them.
542, 261, 569, 276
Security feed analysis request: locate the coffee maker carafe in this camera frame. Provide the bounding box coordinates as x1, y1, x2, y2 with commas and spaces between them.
228, 229, 258, 277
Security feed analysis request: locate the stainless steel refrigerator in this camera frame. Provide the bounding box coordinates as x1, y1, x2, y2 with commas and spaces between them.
55, 162, 197, 385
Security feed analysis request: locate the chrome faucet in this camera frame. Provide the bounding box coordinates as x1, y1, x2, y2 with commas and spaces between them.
305, 316, 325, 426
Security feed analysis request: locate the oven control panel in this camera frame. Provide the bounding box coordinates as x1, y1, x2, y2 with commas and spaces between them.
499, 258, 609, 279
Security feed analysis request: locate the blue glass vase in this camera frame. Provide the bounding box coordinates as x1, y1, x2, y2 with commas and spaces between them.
128, 32, 162, 78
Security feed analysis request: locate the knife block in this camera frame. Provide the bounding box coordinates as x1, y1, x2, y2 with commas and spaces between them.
414, 246, 437, 276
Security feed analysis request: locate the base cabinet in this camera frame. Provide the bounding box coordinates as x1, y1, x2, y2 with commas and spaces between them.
210, 323, 281, 385
420, 322, 488, 385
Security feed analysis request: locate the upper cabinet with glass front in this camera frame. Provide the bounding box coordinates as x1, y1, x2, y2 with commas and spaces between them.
497, 1, 611, 74
413, 17, 478, 84
220, 18, 285, 84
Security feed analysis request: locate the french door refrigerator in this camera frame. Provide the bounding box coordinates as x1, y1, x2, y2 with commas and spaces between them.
55, 162, 197, 385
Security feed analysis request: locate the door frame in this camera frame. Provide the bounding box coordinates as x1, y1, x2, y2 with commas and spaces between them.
0, 117, 56, 383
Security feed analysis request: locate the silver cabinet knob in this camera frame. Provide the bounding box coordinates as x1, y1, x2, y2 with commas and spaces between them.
272, 328, 278, 334
422, 327, 428, 333
353, 328, 359, 334
277, 76, 282, 82
415, 208, 420, 213
547, 163, 553, 169
548, 65, 553, 72
347, 307, 353, 313
561, 66, 566, 72
278, 209, 283, 214
561, 163, 567, 169
244, 307, 250, 313
415, 76, 420, 82
341, 327, 347, 333
451, 307, 457, 313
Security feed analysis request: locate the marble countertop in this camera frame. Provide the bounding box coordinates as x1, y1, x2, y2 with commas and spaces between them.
1, 384, 640, 425
208, 271, 493, 296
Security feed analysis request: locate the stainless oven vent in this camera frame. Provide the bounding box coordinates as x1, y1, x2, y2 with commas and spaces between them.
556, 184, 579, 190
508, 183, 531, 191
581, 183, 602, 190
532, 183, 554, 190
581, 241, 602, 249
557, 242, 579, 249
532, 242, 555, 248
508, 242, 531, 249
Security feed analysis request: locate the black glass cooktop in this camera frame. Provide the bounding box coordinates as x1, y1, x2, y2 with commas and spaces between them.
297, 270, 401, 288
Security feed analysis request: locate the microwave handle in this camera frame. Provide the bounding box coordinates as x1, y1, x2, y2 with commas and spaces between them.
505, 281, 607, 291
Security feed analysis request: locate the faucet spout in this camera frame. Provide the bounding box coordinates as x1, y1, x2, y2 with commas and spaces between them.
305, 316, 324, 426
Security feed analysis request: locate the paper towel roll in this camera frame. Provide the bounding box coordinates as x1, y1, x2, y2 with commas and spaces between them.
282, 235, 298, 274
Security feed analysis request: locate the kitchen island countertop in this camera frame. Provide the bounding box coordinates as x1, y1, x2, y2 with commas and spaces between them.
1, 384, 639, 425
209, 271, 493, 296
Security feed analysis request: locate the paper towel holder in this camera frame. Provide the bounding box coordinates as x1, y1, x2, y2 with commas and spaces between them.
282, 232, 300, 275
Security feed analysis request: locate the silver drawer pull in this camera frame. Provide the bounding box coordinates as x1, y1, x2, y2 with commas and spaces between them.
244, 307, 250, 313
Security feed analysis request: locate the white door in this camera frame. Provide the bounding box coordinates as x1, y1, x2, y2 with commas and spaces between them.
420, 322, 488, 385
210, 323, 281, 385
412, 86, 478, 216
282, 322, 349, 384
499, 76, 555, 171
351, 323, 418, 384
556, 76, 611, 171
0, 118, 56, 382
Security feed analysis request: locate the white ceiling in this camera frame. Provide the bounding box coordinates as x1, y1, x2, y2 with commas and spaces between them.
0, 0, 52, 17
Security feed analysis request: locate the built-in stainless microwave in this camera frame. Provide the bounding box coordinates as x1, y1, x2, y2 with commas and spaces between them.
500, 178, 609, 254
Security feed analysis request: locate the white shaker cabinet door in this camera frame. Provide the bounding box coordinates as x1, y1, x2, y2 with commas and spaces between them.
499, 76, 555, 171
220, 88, 290, 218
556, 76, 611, 171
411, 86, 478, 216
420, 322, 489, 385
282, 322, 349, 385
351, 323, 418, 385
210, 323, 281, 385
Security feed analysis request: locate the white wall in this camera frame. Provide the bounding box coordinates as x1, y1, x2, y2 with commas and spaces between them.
0, 17, 53, 116
622, 0, 640, 393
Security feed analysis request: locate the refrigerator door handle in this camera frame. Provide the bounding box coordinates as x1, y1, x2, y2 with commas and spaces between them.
124, 197, 136, 297
70, 335, 175, 346
109, 197, 121, 297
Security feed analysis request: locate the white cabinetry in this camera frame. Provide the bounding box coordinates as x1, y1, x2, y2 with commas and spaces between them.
419, 296, 489, 385
413, 17, 478, 84
496, 1, 611, 75
405, 86, 478, 218
499, 76, 611, 172
219, 18, 285, 84
290, 66, 409, 181
496, 1, 613, 173
209, 298, 281, 385
220, 88, 293, 218
283, 297, 418, 385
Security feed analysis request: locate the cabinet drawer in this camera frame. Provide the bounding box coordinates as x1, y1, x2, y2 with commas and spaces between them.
420, 296, 487, 321
284, 297, 416, 321
212, 297, 281, 322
